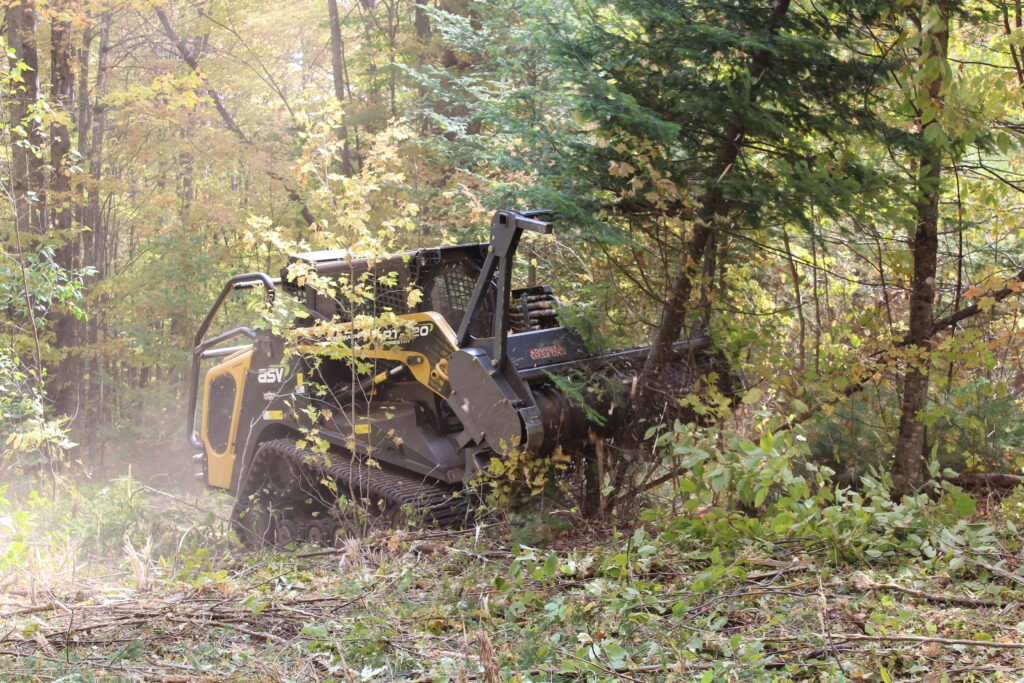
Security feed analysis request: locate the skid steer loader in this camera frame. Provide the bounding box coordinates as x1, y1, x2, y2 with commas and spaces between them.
187, 210, 732, 546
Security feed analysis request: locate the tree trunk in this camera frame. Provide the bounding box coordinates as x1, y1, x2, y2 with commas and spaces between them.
386, 0, 397, 119
893, 1, 951, 497
782, 229, 806, 373
86, 15, 110, 269
7, 1, 45, 236
437, 0, 481, 137
51, 3, 78, 418
414, 0, 431, 40
50, 7, 74, 238
636, 0, 791, 412
79, 13, 111, 457
6, 4, 29, 238
326, 0, 353, 175
75, 28, 93, 229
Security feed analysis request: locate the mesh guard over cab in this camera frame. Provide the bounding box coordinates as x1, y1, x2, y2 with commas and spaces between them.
284, 244, 495, 335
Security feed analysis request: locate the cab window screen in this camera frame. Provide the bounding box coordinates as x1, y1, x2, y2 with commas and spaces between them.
206, 375, 237, 452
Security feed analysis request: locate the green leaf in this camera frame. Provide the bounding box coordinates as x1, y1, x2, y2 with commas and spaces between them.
923, 122, 945, 146
301, 622, 328, 639
754, 486, 769, 508
772, 512, 794, 534
541, 552, 559, 579
953, 493, 976, 518
709, 467, 730, 493
603, 642, 628, 670
680, 449, 710, 468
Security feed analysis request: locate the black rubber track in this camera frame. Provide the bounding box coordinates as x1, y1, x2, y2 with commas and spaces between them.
253, 438, 472, 530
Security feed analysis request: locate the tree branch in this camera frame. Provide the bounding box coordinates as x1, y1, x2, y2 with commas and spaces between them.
154, 7, 316, 227
790, 269, 1024, 425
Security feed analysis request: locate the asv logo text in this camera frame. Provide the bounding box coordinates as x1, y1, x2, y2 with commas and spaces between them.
257, 367, 285, 384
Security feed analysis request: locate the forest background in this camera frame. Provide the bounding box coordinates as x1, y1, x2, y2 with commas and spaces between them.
4, 0, 1024, 679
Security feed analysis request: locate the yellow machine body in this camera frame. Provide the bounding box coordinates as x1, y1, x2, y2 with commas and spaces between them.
294, 311, 458, 398
201, 347, 253, 488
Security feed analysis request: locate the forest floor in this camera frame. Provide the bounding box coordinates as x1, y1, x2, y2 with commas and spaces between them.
0, 480, 1023, 681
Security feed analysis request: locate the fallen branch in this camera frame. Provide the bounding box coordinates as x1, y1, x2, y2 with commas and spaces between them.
746, 561, 809, 582
854, 574, 1000, 607
293, 547, 344, 560
0, 601, 63, 617
834, 632, 1024, 650
623, 662, 714, 674
476, 630, 501, 683
208, 620, 287, 644
950, 472, 1024, 490
974, 560, 1024, 588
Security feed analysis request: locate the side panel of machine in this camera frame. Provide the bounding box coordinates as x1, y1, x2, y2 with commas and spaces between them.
201, 348, 254, 488
292, 311, 458, 398
373, 312, 458, 396
226, 331, 302, 495
504, 327, 591, 371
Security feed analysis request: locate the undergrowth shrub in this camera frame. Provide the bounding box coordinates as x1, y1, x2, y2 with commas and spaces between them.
0, 349, 74, 475
645, 421, 1005, 570
807, 376, 1024, 482
489, 423, 1020, 678
477, 441, 572, 509
929, 376, 1024, 473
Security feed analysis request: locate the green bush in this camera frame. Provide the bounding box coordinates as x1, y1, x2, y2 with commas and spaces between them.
644, 422, 1004, 569
929, 377, 1024, 473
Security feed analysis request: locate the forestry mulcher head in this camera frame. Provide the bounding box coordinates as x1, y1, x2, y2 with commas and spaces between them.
187, 210, 733, 546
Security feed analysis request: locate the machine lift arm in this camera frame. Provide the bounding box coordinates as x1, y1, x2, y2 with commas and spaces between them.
455, 210, 553, 370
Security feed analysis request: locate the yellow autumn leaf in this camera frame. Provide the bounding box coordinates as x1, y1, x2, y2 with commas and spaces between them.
609, 161, 636, 177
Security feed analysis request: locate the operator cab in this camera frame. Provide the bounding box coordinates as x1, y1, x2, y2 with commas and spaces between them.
283, 243, 563, 338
